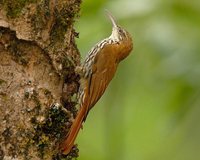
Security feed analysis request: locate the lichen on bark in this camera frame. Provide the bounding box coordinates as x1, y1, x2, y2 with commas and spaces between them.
0, 0, 82, 159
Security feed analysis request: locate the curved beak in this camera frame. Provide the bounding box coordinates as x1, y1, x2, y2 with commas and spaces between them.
105, 10, 118, 28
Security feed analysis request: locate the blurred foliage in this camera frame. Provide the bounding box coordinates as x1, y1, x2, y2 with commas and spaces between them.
74, 0, 200, 160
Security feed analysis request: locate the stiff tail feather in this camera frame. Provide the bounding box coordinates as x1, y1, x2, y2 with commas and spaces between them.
60, 93, 89, 155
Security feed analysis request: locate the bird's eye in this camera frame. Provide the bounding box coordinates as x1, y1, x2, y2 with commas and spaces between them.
118, 28, 126, 38
119, 28, 123, 33
118, 27, 124, 33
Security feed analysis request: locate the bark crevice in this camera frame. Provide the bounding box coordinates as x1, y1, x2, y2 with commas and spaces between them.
0, 0, 81, 159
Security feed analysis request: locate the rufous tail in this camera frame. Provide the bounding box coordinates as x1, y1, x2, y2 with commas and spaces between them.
60, 99, 88, 155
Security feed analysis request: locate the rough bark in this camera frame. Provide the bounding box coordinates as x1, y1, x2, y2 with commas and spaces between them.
0, 0, 81, 159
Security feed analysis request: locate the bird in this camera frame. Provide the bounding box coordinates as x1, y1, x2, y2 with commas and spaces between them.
60, 11, 133, 155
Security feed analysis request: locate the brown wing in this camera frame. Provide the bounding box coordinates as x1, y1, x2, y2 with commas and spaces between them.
86, 43, 118, 111
60, 43, 119, 155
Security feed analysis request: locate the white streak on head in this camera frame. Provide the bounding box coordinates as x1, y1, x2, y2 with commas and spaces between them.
109, 27, 120, 41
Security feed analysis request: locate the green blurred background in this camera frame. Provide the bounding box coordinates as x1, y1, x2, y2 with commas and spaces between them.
74, 0, 200, 160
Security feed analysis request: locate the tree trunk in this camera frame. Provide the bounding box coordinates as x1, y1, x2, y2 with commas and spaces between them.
0, 0, 81, 159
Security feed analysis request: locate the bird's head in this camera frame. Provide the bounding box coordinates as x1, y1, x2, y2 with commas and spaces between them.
106, 11, 133, 61
106, 11, 131, 42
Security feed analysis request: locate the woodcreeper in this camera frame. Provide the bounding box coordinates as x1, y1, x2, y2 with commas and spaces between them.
60, 11, 133, 154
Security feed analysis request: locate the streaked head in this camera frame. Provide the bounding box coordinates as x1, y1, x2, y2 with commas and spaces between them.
106, 10, 133, 61
106, 11, 130, 42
